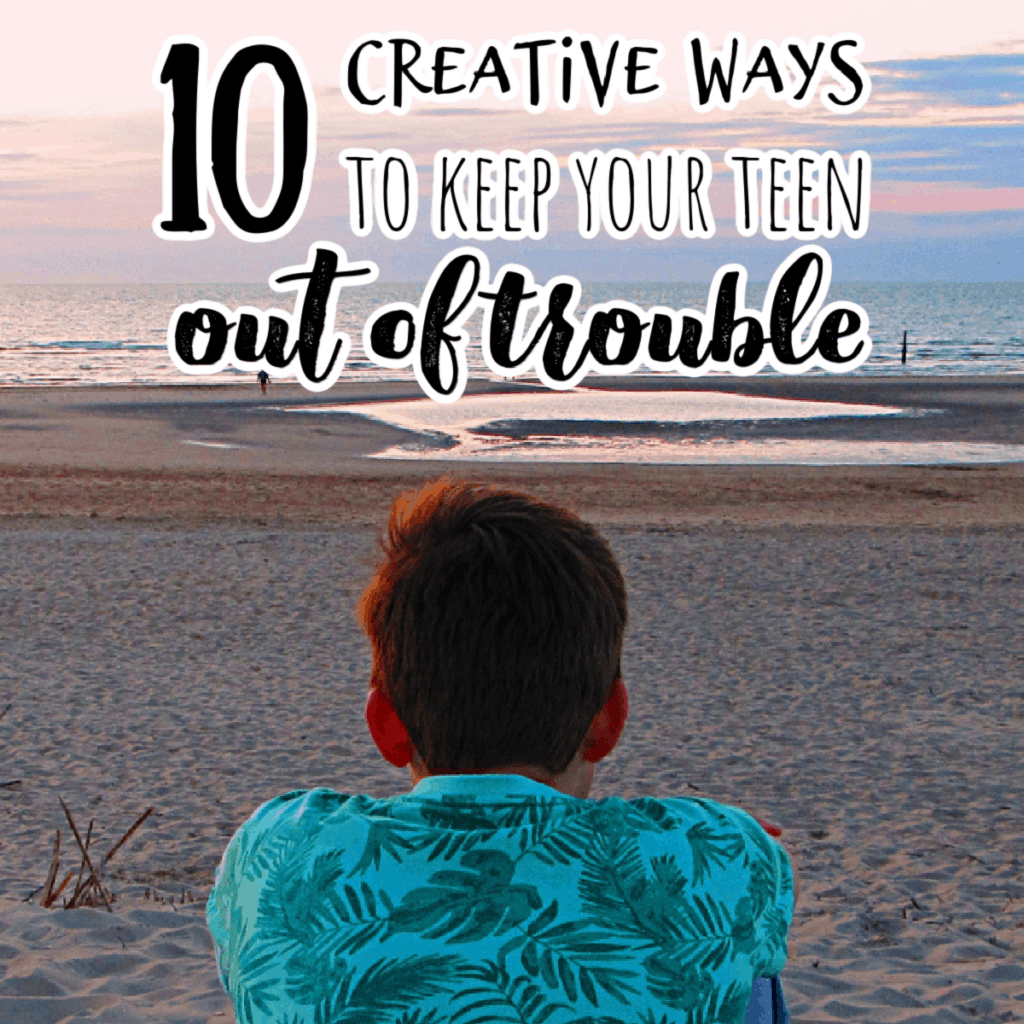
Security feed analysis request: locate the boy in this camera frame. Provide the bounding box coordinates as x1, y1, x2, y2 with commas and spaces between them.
208, 479, 798, 1024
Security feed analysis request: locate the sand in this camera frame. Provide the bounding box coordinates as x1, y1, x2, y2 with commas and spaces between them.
1, 377, 1023, 1023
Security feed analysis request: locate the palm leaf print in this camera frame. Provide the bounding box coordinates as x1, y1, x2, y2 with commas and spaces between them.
232, 944, 289, 1024
255, 848, 394, 958
242, 830, 300, 883
452, 958, 575, 1024
657, 890, 740, 973
744, 854, 779, 920
330, 880, 395, 955
257, 849, 347, 943
413, 798, 501, 862
707, 979, 753, 1024
576, 821, 752, 1003
416, 827, 489, 864
636, 1010, 687, 1024
514, 813, 600, 868
684, 820, 745, 887
754, 901, 790, 969
724, 894, 759, 961
388, 849, 543, 943
348, 817, 422, 876
503, 898, 643, 1007
419, 796, 501, 831
577, 829, 663, 947
314, 953, 475, 1024
565, 1019, 637, 1024
623, 798, 683, 834
285, 942, 350, 1009
237, 791, 325, 881
644, 966, 750, 1024
493, 795, 570, 830
649, 854, 688, 899
396, 1009, 453, 1024
641, 949, 711, 1013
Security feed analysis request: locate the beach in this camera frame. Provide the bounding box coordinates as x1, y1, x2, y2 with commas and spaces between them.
1, 376, 1023, 1023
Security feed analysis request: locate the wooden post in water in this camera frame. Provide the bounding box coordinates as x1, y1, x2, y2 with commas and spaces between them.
902, 330, 907, 365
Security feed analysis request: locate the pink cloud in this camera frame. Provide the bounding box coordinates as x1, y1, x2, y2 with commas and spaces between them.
872, 183, 1024, 213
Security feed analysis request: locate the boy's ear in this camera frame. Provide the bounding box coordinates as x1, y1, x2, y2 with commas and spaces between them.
365, 685, 414, 768
583, 676, 628, 764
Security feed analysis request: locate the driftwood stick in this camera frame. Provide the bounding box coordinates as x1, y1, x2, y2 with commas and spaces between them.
100, 807, 155, 870
49, 870, 76, 907
59, 798, 111, 912
0, 780, 22, 789
0, 702, 11, 723
40, 830, 60, 907
67, 819, 95, 909
67, 878, 88, 908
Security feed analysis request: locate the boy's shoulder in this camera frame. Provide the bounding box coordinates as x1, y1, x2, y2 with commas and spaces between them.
233, 785, 779, 860
212, 783, 794, 982
597, 792, 787, 865
218, 785, 792, 935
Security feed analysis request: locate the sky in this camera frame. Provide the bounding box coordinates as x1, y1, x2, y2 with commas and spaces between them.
1, 0, 1022, 283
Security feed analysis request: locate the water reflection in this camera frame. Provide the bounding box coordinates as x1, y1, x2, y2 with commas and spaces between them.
291, 389, 1024, 465
304, 389, 903, 431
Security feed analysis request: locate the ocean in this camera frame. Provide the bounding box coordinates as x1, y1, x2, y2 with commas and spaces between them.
0, 281, 1021, 387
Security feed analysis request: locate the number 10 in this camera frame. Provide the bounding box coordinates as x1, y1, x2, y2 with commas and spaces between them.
153, 36, 317, 242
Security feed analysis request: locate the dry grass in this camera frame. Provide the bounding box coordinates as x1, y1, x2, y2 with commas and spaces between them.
31, 801, 154, 911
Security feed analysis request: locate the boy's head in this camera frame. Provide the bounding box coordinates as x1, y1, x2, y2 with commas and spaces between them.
359, 478, 628, 777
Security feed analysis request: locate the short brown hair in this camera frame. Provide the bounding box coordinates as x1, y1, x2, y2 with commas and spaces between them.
359, 479, 627, 776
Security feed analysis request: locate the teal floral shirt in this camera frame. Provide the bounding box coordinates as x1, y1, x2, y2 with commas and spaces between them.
207, 775, 794, 1024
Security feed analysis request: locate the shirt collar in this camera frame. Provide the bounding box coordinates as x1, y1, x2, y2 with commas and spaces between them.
410, 773, 574, 801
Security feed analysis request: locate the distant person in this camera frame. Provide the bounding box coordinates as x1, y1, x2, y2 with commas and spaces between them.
207, 479, 798, 1023
256, 369, 269, 394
